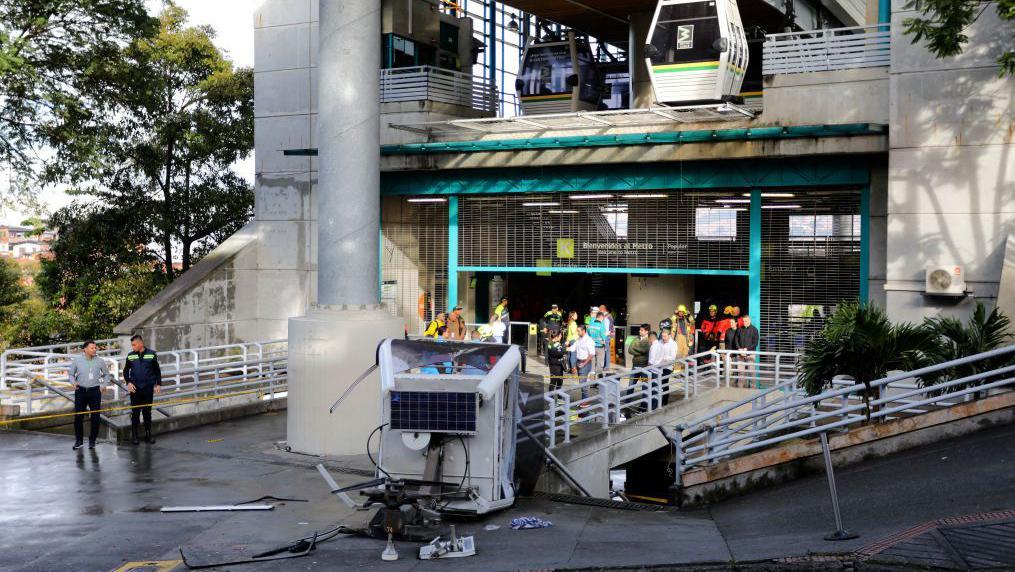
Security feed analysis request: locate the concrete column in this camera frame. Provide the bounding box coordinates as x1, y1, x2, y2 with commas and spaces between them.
628, 11, 655, 109
317, 0, 381, 307
287, 0, 402, 457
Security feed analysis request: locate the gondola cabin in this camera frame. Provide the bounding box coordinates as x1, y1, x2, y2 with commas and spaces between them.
645, 0, 748, 104
516, 32, 601, 115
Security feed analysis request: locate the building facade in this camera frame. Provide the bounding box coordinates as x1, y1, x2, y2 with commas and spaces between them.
116, 0, 1013, 353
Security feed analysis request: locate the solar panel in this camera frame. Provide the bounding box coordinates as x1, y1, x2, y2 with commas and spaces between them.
389, 391, 478, 434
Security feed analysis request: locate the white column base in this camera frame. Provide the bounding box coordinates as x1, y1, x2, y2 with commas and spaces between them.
286, 305, 403, 456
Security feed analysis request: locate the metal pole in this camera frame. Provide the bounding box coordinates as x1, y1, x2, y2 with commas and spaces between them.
317, 0, 382, 306
820, 432, 858, 541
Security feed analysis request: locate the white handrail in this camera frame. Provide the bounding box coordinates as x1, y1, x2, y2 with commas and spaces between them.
380, 65, 498, 113
672, 344, 1015, 482
525, 348, 799, 447
763, 23, 890, 75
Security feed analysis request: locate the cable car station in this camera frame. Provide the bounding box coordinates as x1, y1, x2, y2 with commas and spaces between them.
4, 0, 1013, 569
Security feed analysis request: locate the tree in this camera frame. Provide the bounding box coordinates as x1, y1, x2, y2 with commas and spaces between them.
921, 302, 1013, 391
903, 0, 1015, 77
0, 0, 154, 206
35, 201, 166, 340
798, 301, 938, 420
82, 3, 254, 280
0, 257, 27, 309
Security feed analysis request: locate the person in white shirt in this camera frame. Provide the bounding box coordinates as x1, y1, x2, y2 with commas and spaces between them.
651, 328, 679, 406
490, 313, 506, 343
567, 324, 597, 400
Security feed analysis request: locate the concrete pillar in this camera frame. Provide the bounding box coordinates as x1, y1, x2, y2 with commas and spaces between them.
628, 11, 655, 109
317, 0, 380, 306
287, 0, 402, 457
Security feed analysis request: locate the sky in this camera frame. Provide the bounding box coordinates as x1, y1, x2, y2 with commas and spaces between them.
0, 0, 258, 226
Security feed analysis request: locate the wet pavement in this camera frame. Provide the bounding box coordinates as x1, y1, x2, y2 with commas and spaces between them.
2, 411, 1013, 571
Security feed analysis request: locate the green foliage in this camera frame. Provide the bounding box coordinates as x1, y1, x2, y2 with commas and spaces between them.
903, 0, 1015, 77
921, 302, 1013, 389
798, 301, 938, 418
0, 0, 155, 206
0, 258, 27, 309
79, 3, 254, 279
0, 294, 73, 351
35, 201, 166, 340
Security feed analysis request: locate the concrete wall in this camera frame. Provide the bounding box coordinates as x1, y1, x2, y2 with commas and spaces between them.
626, 275, 695, 330
884, 2, 1015, 322
761, 67, 890, 126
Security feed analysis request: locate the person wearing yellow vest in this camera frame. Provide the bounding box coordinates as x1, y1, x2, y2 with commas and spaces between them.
423, 312, 446, 338
565, 311, 580, 372
669, 305, 695, 363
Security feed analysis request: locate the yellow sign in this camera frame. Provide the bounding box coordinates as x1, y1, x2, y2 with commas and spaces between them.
536, 258, 552, 277
556, 238, 575, 259
529, 323, 538, 335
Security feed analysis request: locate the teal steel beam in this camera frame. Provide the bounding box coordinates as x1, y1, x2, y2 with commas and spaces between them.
749, 189, 762, 327
380, 123, 887, 155
383, 156, 871, 195
878, 0, 890, 24
458, 265, 749, 276
860, 185, 871, 302
447, 196, 459, 309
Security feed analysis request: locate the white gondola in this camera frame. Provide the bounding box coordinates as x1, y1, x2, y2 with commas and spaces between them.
644, 0, 749, 104
515, 32, 600, 115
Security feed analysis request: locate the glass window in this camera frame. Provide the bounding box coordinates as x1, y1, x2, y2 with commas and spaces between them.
648, 1, 721, 65
519, 43, 574, 96
576, 46, 600, 104
789, 214, 860, 240
695, 207, 738, 241
391, 35, 416, 68
601, 204, 629, 239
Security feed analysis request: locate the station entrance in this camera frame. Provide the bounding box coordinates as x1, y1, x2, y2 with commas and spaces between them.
381, 182, 864, 354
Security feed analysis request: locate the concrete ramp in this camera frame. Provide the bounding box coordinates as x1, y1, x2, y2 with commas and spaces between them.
537, 387, 762, 497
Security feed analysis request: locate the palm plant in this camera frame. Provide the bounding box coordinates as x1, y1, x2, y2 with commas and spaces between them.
921, 302, 1013, 392
798, 301, 937, 421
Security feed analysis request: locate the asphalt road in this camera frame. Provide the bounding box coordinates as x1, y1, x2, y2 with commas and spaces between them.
1, 411, 1012, 571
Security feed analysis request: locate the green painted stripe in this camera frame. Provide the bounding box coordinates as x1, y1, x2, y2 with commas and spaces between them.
654, 63, 720, 73
380, 123, 887, 156
521, 94, 572, 101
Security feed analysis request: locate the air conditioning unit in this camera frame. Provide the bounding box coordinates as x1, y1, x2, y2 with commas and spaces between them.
925, 265, 966, 296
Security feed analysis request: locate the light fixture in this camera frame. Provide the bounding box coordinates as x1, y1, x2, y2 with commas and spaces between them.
762, 204, 802, 209
522, 201, 560, 207
548, 210, 579, 214
507, 15, 519, 32
716, 198, 751, 204
721, 207, 747, 212
407, 197, 447, 203
622, 194, 667, 199
742, 192, 796, 198
569, 194, 613, 199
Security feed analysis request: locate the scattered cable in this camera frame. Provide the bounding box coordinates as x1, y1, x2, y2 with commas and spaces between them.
366, 423, 392, 478
234, 495, 308, 505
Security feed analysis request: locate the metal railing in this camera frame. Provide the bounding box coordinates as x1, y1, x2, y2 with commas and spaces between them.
380, 66, 498, 114
1, 340, 288, 421
671, 344, 1015, 485
763, 24, 891, 75
522, 349, 799, 448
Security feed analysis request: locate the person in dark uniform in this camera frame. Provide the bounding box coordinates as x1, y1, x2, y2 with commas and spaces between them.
545, 330, 568, 392
122, 334, 162, 445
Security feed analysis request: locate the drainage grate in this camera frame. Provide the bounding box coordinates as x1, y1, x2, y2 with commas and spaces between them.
863, 515, 1015, 570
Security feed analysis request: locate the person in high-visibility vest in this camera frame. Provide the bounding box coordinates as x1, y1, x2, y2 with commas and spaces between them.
423, 312, 446, 338
565, 311, 580, 373
669, 305, 695, 362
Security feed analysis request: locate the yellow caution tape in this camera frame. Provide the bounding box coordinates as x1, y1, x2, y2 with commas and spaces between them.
0, 388, 271, 426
